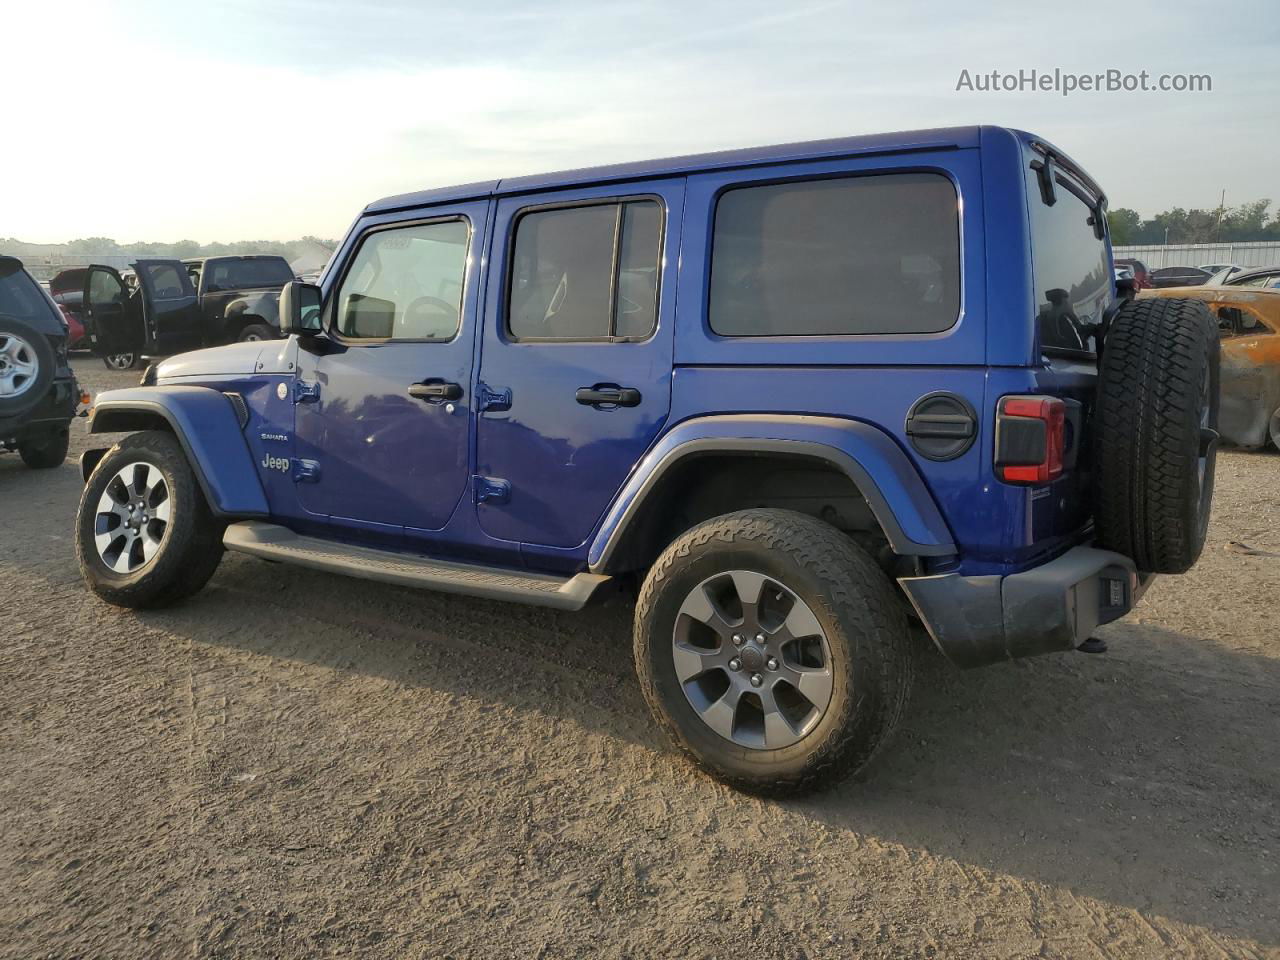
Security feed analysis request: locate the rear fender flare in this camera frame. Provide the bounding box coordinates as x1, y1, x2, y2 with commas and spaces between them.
86, 386, 269, 517
588, 414, 957, 572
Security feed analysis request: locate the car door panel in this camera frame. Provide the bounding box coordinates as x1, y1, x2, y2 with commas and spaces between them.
474, 180, 683, 551
132, 258, 203, 355
293, 203, 487, 544
82, 265, 141, 356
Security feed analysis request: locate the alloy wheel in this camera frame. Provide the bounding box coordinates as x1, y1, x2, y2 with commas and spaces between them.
673, 570, 834, 750
105, 353, 136, 370
93, 461, 171, 573
0, 333, 38, 398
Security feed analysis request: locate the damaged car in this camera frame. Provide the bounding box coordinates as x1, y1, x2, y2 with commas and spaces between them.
1142, 285, 1280, 449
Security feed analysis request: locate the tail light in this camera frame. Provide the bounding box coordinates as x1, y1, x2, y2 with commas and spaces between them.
995, 395, 1066, 485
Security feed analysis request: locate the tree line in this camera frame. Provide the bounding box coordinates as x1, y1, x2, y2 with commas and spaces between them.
1, 236, 335, 261
1107, 200, 1280, 246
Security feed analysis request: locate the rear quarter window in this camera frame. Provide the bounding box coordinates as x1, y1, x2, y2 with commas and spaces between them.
1026, 160, 1111, 354
708, 172, 961, 337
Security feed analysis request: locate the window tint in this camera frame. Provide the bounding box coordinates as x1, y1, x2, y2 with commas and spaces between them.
206, 258, 294, 290
336, 219, 469, 340
708, 173, 959, 337
508, 199, 662, 341
0, 268, 58, 323
139, 262, 187, 297
1026, 162, 1110, 353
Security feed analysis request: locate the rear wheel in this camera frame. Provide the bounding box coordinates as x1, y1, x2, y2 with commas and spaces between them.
1270, 408, 1280, 452
0, 316, 54, 419
236, 322, 274, 343
103, 352, 141, 371
1093, 297, 1219, 573
18, 428, 69, 469
76, 431, 225, 608
634, 509, 912, 795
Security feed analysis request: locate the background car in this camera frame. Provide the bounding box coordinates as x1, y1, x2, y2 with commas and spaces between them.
1113, 257, 1153, 289
1150, 265, 1212, 287
1198, 262, 1241, 275
48, 267, 89, 348
1209, 265, 1280, 289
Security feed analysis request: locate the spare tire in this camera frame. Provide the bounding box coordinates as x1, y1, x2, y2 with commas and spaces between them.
0, 315, 55, 419
1093, 297, 1219, 574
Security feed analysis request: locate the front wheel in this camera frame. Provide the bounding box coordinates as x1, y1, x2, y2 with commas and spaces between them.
76, 430, 225, 608
634, 509, 913, 795
236, 322, 275, 343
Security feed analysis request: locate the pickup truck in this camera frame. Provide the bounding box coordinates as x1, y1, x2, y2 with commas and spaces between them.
83, 255, 295, 369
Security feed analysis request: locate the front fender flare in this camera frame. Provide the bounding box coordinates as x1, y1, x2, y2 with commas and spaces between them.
588, 414, 957, 572
87, 386, 269, 517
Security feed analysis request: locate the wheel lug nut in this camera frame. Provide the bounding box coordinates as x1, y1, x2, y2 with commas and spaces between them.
732, 634, 743, 646
728, 657, 742, 671
766, 657, 778, 671
755, 633, 765, 643
750, 673, 763, 687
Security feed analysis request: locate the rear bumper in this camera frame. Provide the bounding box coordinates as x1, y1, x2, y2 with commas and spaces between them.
899, 546, 1150, 668
0, 375, 78, 444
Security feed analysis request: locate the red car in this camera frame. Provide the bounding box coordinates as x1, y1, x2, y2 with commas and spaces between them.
1113, 257, 1153, 289
48, 268, 89, 349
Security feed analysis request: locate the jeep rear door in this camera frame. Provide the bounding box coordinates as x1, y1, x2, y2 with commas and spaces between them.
132, 259, 203, 355
474, 180, 683, 556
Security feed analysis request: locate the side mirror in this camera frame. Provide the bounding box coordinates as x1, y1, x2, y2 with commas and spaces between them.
280, 280, 323, 336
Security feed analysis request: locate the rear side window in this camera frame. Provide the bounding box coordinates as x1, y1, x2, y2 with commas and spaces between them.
138, 262, 187, 297
1026, 162, 1111, 354
708, 172, 960, 337
0, 268, 59, 324
206, 258, 294, 291
508, 199, 662, 341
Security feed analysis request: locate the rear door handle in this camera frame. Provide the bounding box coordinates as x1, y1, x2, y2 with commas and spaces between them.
576, 385, 641, 408
408, 380, 463, 402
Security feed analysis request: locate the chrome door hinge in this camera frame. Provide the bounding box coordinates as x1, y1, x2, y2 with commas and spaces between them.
476, 382, 511, 413
473, 475, 510, 504
293, 380, 321, 404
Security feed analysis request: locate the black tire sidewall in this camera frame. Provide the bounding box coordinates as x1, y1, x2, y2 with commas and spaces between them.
0, 315, 56, 418
19, 427, 70, 468
76, 432, 209, 602
635, 510, 906, 792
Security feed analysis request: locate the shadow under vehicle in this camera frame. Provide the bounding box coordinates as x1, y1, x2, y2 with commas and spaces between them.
82, 255, 292, 370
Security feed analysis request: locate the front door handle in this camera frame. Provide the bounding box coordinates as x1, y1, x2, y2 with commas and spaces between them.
576, 384, 642, 408
408, 380, 463, 402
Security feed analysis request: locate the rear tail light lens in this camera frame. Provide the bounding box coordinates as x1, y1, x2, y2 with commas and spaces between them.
995, 395, 1066, 485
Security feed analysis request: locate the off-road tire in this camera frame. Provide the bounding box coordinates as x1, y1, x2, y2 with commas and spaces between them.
1093, 297, 1219, 573
18, 427, 69, 469
76, 430, 225, 608
236, 322, 275, 343
634, 509, 913, 796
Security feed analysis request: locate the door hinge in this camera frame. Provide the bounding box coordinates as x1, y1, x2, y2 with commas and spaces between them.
476, 383, 511, 412
292, 458, 321, 483
473, 475, 510, 505
293, 380, 321, 404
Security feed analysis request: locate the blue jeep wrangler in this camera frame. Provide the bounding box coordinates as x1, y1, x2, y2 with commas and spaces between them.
74, 127, 1219, 794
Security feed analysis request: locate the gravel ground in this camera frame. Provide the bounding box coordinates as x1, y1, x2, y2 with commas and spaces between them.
2, 357, 1277, 959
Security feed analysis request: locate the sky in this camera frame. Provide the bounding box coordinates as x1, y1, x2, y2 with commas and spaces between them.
3, 0, 1277, 243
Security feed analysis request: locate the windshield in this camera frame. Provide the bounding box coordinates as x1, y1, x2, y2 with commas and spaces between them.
204, 258, 294, 291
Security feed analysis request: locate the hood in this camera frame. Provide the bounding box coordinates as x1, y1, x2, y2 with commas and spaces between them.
154, 341, 267, 381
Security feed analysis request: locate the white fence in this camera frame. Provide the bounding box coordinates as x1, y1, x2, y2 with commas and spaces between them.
1113, 242, 1280, 270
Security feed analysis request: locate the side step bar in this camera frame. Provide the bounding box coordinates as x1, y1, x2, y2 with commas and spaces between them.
222, 521, 611, 611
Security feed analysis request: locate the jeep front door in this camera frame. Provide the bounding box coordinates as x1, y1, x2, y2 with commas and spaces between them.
293, 206, 485, 545
475, 181, 683, 552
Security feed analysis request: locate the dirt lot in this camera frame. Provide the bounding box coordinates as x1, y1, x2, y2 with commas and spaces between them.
2, 357, 1278, 959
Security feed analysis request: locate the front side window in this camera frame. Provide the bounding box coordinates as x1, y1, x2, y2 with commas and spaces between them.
1026, 160, 1111, 354
508, 199, 662, 341
708, 172, 961, 337
336, 219, 470, 341
139, 262, 187, 297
